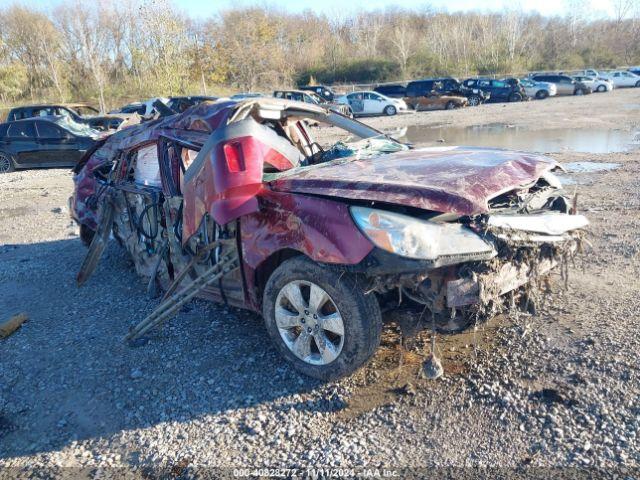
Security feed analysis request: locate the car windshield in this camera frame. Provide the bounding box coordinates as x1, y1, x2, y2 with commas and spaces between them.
57, 116, 100, 137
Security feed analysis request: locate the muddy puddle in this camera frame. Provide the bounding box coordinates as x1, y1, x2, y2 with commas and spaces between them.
388, 124, 640, 154
336, 318, 505, 420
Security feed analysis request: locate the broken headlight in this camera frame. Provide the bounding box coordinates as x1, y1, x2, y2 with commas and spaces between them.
350, 206, 496, 261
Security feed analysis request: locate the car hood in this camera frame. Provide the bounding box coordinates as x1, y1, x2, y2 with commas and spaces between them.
268, 146, 557, 215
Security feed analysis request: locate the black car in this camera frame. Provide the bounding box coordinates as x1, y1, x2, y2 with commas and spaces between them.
0, 117, 99, 173
166, 96, 218, 113
462, 78, 526, 102
6, 104, 124, 131
373, 84, 407, 98
298, 86, 336, 102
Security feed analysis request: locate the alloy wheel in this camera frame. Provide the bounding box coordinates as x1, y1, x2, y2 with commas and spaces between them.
274, 280, 345, 365
0, 154, 12, 174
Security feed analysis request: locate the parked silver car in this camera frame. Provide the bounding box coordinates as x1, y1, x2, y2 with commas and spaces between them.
520, 78, 557, 99
531, 75, 592, 95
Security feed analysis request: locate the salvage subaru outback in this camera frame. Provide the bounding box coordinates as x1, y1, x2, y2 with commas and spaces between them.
71, 98, 588, 380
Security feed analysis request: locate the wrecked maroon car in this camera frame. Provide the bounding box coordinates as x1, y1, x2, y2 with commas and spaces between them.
70, 98, 588, 380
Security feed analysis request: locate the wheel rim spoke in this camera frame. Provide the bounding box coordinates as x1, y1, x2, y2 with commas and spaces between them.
275, 306, 300, 329
292, 332, 312, 360
308, 284, 327, 315
282, 282, 306, 313
314, 332, 339, 363
320, 312, 344, 336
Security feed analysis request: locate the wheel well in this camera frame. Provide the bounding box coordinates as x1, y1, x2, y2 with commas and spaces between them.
254, 248, 303, 303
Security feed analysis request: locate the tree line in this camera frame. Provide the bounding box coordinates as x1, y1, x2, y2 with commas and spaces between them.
1, 0, 639, 110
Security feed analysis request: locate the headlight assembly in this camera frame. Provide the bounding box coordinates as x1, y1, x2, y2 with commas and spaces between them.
350, 206, 496, 263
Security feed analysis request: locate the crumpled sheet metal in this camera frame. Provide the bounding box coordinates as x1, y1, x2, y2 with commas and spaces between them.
239, 189, 374, 309
72, 102, 237, 230
270, 147, 557, 216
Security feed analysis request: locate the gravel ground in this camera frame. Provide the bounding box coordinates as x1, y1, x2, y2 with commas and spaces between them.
0, 90, 639, 477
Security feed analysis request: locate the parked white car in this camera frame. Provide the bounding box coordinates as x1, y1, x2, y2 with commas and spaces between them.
337, 91, 408, 116
519, 78, 557, 99
604, 70, 640, 88
572, 75, 614, 93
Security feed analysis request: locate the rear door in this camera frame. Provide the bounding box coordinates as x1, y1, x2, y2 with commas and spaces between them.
34, 120, 83, 166
5, 121, 39, 167
363, 92, 385, 114
556, 76, 574, 94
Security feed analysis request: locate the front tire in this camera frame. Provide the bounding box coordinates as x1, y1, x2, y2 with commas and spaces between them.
384, 105, 397, 116
597, 85, 606, 92
535, 90, 549, 100
468, 95, 481, 106
0, 152, 15, 173
575, 88, 585, 95
635, 80, 640, 87
262, 256, 382, 381
508, 93, 523, 102
445, 101, 456, 110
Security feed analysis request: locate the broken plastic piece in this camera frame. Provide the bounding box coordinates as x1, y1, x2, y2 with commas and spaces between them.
0, 313, 28, 338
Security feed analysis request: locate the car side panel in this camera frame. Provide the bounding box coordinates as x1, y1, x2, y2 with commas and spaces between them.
239, 189, 374, 309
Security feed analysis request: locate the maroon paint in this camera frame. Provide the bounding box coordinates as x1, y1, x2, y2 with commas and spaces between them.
182, 136, 295, 241
239, 189, 374, 309
269, 147, 557, 215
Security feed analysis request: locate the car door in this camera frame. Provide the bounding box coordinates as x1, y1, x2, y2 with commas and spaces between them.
5, 121, 39, 167
346, 93, 365, 114
363, 93, 385, 114
553, 77, 572, 95
610, 72, 631, 87
35, 120, 83, 167
620, 72, 637, 86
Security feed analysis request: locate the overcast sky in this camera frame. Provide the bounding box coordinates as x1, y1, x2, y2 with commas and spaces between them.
13, 0, 619, 19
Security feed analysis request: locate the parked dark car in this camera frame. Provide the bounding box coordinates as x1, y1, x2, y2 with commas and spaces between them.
0, 116, 99, 173
71, 98, 587, 380
409, 78, 488, 106
6, 104, 126, 131
273, 90, 352, 116
167, 96, 218, 113
462, 78, 526, 102
374, 84, 407, 98
299, 85, 336, 102
530, 75, 592, 95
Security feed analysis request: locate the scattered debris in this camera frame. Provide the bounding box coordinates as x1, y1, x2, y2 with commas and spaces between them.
422, 353, 444, 379
0, 313, 28, 338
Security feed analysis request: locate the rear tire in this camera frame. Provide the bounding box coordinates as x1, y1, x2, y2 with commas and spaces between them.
575, 88, 585, 95
445, 101, 456, 110
0, 152, 15, 173
468, 95, 481, 106
597, 85, 606, 92
508, 93, 523, 102
535, 90, 549, 100
262, 256, 382, 381
384, 105, 397, 116
635, 80, 640, 87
